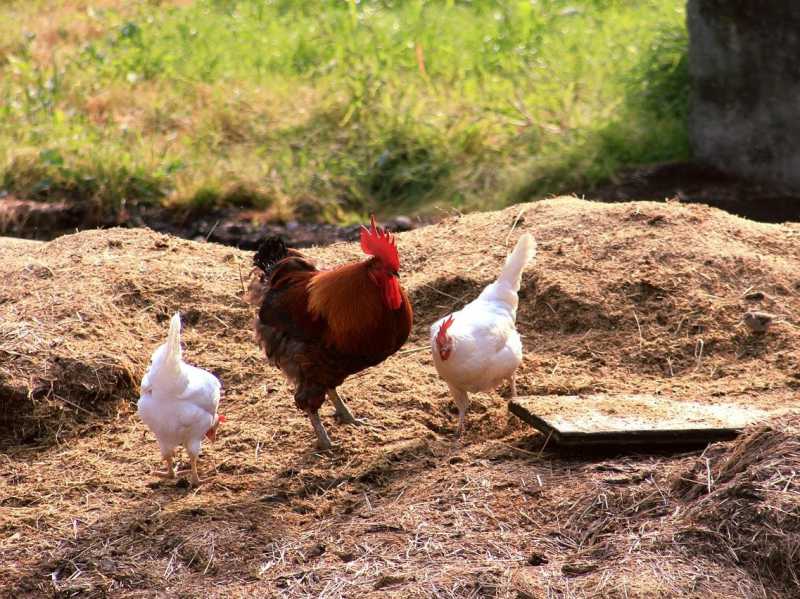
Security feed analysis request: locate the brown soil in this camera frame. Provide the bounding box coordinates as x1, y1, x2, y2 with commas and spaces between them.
578, 161, 800, 224
4, 159, 800, 251
2, 197, 800, 597
0, 194, 420, 250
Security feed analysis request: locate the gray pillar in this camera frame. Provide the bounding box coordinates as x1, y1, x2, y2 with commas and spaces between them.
688, 1, 800, 191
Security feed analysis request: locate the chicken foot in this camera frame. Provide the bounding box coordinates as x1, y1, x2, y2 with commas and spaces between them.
309, 412, 333, 450
154, 454, 205, 486
155, 455, 176, 479
329, 389, 366, 426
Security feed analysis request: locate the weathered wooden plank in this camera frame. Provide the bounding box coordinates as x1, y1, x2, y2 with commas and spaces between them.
508, 395, 767, 448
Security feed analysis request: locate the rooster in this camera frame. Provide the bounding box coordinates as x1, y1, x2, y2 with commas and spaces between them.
138, 313, 223, 486
246, 216, 413, 450
430, 233, 536, 436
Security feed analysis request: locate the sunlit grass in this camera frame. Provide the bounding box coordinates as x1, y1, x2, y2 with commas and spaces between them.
0, 0, 688, 222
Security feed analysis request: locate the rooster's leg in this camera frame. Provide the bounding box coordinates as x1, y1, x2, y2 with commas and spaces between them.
309, 412, 333, 450
329, 389, 365, 426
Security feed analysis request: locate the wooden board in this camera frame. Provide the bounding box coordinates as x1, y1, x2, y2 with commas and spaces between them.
508, 394, 767, 448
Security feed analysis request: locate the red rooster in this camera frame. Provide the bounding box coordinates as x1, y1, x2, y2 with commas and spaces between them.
246, 216, 413, 449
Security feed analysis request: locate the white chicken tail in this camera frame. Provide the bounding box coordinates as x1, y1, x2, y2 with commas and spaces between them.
147, 312, 186, 393
165, 312, 183, 365
497, 233, 537, 292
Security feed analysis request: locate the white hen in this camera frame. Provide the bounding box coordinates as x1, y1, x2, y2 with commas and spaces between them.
138, 313, 223, 486
430, 233, 536, 436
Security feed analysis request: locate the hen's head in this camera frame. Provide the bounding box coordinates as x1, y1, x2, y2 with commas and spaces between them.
361, 215, 403, 309
435, 315, 455, 361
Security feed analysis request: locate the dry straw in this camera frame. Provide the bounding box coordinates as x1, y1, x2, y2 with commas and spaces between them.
1, 197, 799, 596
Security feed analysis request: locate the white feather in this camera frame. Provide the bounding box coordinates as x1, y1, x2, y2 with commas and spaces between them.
137, 313, 221, 460
430, 233, 536, 395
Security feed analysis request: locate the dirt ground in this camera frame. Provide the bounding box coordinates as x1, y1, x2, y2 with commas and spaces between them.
5, 159, 800, 250
2, 197, 800, 598
574, 161, 800, 224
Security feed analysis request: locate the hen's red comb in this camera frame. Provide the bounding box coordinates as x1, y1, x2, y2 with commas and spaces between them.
218, 414, 226, 423
436, 315, 455, 343
360, 215, 400, 272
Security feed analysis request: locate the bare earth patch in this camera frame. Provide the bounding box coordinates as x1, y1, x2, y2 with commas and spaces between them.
1, 197, 799, 597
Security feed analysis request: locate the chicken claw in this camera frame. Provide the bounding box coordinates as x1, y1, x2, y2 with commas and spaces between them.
154, 456, 176, 479
329, 389, 366, 426
309, 412, 333, 450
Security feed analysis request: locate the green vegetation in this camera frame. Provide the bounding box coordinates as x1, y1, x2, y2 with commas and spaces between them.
0, 0, 688, 222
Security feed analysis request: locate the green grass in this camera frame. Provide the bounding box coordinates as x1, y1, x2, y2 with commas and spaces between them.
0, 0, 689, 223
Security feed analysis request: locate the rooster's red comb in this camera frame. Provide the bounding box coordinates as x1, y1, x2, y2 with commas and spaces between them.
360, 215, 400, 272
436, 315, 455, 343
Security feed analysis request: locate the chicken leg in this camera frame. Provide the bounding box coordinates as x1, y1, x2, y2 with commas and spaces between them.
189, 455, 202, 487
309, 412, 333, 450
329, 389, 365, 426
449, 385, 469, 437
155, 454, 176, 479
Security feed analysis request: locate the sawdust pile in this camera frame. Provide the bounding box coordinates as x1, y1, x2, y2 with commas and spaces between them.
2, 197, 800, 597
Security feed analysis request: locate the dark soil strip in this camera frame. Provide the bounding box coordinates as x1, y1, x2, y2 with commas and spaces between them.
3, 160, 799, 248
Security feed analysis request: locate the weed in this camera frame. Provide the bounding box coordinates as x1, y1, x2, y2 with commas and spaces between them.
0, 0, 689, 222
